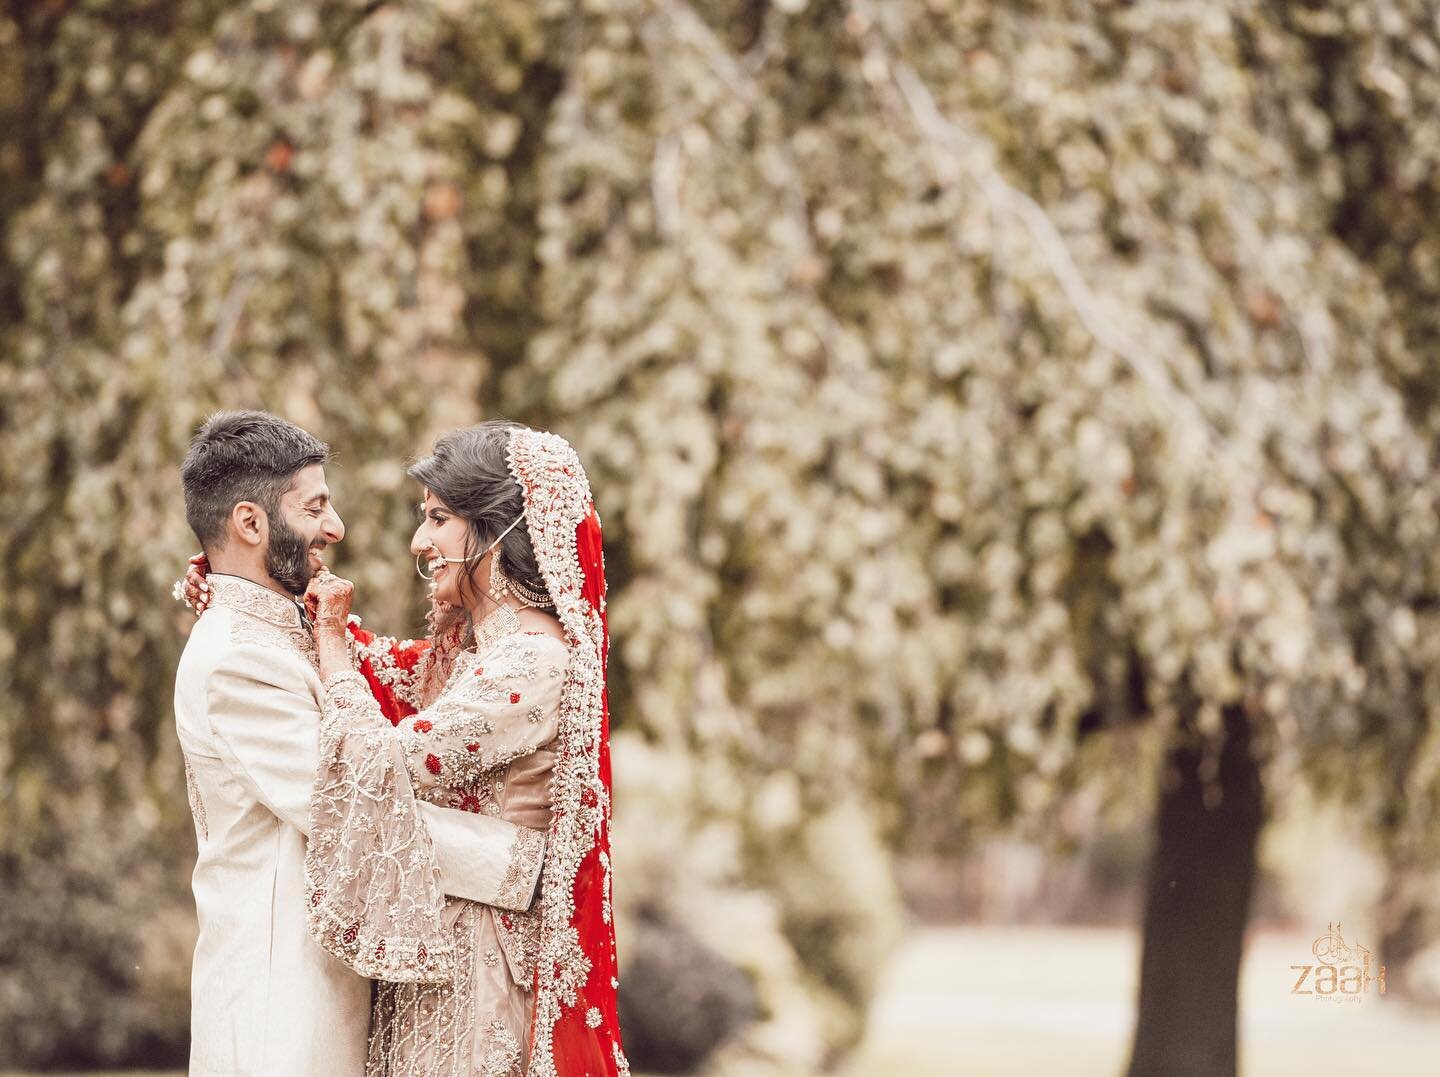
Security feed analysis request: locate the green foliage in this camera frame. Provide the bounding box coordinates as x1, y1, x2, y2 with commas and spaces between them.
4, 0, 1440, 1069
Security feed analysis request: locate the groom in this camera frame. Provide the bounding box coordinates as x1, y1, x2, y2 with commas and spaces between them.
174, 411, 543, 1076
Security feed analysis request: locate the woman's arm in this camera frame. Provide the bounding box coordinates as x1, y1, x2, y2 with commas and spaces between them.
322, 631, 566, 790
309, 580, 552, 923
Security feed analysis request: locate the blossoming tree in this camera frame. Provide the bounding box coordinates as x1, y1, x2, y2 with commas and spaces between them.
2, 1, 1439, 1072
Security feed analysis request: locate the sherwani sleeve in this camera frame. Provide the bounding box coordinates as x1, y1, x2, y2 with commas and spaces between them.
206, 643, 331, 833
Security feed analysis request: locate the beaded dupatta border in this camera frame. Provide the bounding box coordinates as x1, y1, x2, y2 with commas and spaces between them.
506, 429, 627, 1077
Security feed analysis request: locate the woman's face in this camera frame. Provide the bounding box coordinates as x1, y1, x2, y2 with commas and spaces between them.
411, 489, 478, 608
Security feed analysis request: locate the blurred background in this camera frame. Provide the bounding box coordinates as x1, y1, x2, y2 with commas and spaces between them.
3, 0, 1440, 1074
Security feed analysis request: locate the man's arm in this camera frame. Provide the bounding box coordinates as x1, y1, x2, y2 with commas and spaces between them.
206, 643, 539, 909
205, 643, 322, 833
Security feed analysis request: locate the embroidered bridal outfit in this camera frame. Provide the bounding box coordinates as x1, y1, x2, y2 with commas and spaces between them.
303, 429, 627, 1077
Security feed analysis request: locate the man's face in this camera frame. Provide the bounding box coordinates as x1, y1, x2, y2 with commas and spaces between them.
267, 463, 345, 594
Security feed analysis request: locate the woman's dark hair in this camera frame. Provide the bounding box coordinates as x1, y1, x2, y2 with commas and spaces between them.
408, 421, 552, 610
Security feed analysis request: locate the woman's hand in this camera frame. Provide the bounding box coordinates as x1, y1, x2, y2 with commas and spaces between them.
305, 568, 355, 633
173, 553, 210, 614
307, 568, 356, 681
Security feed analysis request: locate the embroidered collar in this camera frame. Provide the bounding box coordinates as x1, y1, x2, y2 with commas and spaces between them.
207, 573, 308, 629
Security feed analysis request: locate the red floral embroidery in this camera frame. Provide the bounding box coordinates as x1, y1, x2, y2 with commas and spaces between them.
581, 787, 599, 808
460, 795, 482, 813
342, 922, 359, 945
467, 742, 480, 752
473, 666, 484, 676
425, 753, 442, 775
413, 719, 433, 733
311, 888, 326, 907
375, 939, 386, 961
510, 692, 522, 704
417, 943, 428, 965
501, 913, 514, 930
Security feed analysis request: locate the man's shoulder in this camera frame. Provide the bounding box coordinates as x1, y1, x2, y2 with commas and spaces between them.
178, 606, 318, 692
177, 606, 237, 684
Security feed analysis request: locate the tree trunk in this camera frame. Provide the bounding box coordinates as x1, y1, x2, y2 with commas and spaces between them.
1377, 860, 1428, 997
1126, 700, 1266, 1077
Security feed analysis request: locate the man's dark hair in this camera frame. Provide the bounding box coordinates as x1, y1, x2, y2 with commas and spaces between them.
181, 410, 329, 549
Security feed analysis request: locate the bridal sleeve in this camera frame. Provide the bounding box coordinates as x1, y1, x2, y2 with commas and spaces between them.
342, 616, 544, 906
381, 633, 565, 909
304, 669, 456, 983
206, 643, 325, 834
308, 633, 562, 961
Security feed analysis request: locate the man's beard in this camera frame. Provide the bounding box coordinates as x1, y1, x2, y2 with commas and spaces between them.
266, 515, 320, 595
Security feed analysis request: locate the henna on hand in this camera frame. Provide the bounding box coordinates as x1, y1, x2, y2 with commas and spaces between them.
173, 553, 211, 614
305, 568, 355, 633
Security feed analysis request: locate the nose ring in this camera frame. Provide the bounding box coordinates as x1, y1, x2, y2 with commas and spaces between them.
416, 547, 442, 582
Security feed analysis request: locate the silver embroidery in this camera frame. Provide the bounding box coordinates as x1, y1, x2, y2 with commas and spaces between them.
208, 575, 319, 669
397, 638, 561, 784
367, 900, 479, 1076
494, 905, 543, 991
366, 904, 529, 1077
506, 430, 619, 1076
351, 626, 425, 709
600, 849, 613, 925
183, 757, 208, 841
306, 670, 456, 983
479, 1019, 522, 1077
497, 826, 546, 911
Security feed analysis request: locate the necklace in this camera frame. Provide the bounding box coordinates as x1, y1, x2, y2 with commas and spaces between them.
470, 602, 522, 655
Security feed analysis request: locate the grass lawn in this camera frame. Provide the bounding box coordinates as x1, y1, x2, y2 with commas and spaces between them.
845, 924, 1440, 1076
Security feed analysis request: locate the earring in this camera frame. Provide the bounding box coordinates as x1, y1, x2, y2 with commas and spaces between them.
489, 553, 548, 608
488, 552, 511, 603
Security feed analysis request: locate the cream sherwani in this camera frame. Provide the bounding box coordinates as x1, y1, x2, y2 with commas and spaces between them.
174, 575, 544, 1077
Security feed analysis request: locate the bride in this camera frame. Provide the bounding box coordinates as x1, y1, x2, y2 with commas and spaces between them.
223, 421, 626, 1077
